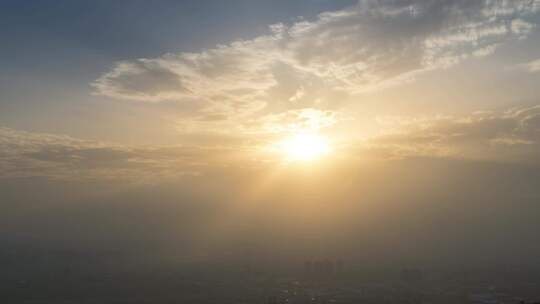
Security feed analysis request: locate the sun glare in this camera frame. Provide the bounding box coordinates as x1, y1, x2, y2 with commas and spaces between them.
280, 133, 331, 161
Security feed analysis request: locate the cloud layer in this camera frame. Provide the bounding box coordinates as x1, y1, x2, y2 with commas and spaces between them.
4, 1, 540, 181
1, 104, 539, 180
367, 105, 540, 163
94, 0, 539, 134
0, 127, 218, 181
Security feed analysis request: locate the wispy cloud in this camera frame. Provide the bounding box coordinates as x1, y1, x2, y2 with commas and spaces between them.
365, 105, 540, 164
0, 127, 223, 181
517, 58, 540, 73
2, 105, 540, 180
93, 0, 539, 135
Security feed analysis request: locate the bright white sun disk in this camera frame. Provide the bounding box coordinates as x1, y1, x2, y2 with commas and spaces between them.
280, 133, 331, 161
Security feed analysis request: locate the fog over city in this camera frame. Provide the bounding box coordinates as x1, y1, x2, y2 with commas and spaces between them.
2, 1, 540, 303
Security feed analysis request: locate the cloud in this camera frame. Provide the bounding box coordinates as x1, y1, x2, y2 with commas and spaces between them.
364, 105, 540, 164
93, 0, 539, 133
2, 105, 540, 181
517, 58, 540, 73
93, 60, 189, 102
0, 127, 222, 181
256, 108, 341, 133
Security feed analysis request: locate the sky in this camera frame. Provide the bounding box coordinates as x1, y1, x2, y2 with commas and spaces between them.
2, 0, 540, 266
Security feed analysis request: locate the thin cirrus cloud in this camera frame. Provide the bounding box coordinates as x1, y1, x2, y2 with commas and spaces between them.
366, 105, 540, 164
0, 127, 216, 181
517, 58, 540, 72
93, 0, 539, 134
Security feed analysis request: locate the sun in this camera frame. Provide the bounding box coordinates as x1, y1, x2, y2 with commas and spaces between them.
279, 132, 331, 161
